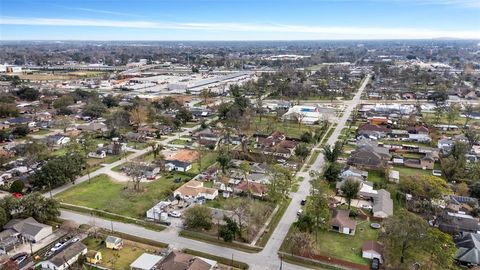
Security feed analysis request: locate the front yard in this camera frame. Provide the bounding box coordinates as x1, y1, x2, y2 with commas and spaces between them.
55, 173, 191, 218
252, 115, 318, 139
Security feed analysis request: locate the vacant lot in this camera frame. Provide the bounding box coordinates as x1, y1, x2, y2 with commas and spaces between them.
252, 116, 317, 139
55, 173, 190, 218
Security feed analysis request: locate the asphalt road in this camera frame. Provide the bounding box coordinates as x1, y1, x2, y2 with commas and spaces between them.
57, 75, 371, 269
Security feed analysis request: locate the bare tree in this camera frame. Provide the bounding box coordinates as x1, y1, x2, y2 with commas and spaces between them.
126, 161, 143, 191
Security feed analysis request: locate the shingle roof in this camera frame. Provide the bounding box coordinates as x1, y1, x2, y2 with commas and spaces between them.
48, 242, 87, 267
455, 233, 480, 265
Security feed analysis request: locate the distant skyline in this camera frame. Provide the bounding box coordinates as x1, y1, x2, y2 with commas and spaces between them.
1, 0, 479, 40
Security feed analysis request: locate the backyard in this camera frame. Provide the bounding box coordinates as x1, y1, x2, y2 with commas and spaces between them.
55, 173, 191, 218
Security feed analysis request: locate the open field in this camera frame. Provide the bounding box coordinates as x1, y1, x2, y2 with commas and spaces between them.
55, 173, 190, 218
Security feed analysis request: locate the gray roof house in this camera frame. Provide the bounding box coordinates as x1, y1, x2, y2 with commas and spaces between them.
40, 242, 87, 270
372, 189, 394, 218
4, 217, 52, 243
455, 233, 480, 267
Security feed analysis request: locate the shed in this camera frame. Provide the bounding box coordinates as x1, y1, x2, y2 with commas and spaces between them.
130, 253, 163, 270
362, 240, 383, 263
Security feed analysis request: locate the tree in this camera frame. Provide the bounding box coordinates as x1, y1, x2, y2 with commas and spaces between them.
53, 95, 75, 109
0, 207, 7, 228
83, 100, 107, 118
322, 142, 341, 163
129, 105, 149, 128
300, 132, 313, 143
289, 229, 314, 256
440, 141, 468, 182
0, 103, 19, 118
224, 198, 251, 240
183, 205, 212, 230
423, 228, 456, 270
218, 217, 240, 242
446, 104, 459, 130
323, 162, 341, 183
399, 175, 449, 200
381, 210, 428, 267
267, 165, 293, 202
216, 150, 231, 173
9, 180, 24, 193
239, 162, 251, 196
16, 87, 40, 101
294, 143, 310, 160
175, 107, 193, 124
12, 125, 30, 137
341, 178, 360, 209
102, 94, 119, 108
457, 182, 469, 196
464, 127, 480, 148
12, 192, 60, 223
33, 153, 85, 189
125, 162, 143, 191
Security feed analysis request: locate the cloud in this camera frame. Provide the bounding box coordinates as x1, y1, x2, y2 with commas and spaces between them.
51, 5, 142, 17
1, 17, 479, 39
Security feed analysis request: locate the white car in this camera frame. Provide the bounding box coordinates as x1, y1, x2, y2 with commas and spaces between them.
50, 243, 64, 252
361, 204, 373, 210
297, 209, 304, 216
432, 170, 442, 177
169, 211, 182, 218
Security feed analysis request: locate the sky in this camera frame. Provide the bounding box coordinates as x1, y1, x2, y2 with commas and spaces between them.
0, 0, 479, 40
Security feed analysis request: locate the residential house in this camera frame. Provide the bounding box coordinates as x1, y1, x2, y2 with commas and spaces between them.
340, 166, 368, 180
165, 160, 192, 172
408, 125, 429, 135
46, 134, 70, 147
234, 181, 268, 198
403, 153, 435, 170
40, 242, 87, 270
77, 122, 108, 133
330, 209, 356, 235
130, 253, 163, 270
105, 236, 123, 250
455, 233, 480, 267
196, 128, 221, 149
347, 140, 391, 170
336, 177, 377, 199
174, 180, 218, 201
254, 131, 298, 158
356, 124, 391, 139
362, 241, 383, 263
3, 217, 52, 243
435, 212, 480, 235
372, 189, 394, 218
88, 149, 106, 159
406, 133, 431, 143
155, 250, 216, 270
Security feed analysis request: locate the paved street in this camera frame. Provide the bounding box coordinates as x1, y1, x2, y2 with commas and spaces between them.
56, 76, 370, 269
48, 117, 217, 197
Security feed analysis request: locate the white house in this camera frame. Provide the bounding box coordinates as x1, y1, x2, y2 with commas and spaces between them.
40, 242, 87, 270
165, 160, 192, 172
4, 217, 52, 243
88, 150, 107, 159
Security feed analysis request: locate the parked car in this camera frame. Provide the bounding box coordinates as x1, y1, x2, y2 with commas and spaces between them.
169, 211, 182, 218
297, 209, 303, 216
361, 204, 373, 210
70, 237, 79, 243
371, 258, 380, 270
50, 243, 64, 252
432, 170, 442, 176
300, 199, 307, 206
11, 252, 28, 264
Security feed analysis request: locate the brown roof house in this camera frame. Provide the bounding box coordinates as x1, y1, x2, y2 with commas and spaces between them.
155, 251, 217, 270
234, 181, 268, 198
173, 180, 218, 201
357, 124, 391, 139
330, 209, 356, 235
347, 139, 391, 170
362, 241, 384, 263
254, 131, 298, 158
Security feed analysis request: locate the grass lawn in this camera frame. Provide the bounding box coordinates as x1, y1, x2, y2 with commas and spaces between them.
308, 150, 321, 166
183, 122, 199, 128
252, 116, 318, 139
55, 173, 191, 218
313, 221, 379, 265
31, 129, 51, 136
82, 237, 157, 269
393, 166, 435, 179
190, 152, 218, 174
367, 170, 386, 185
204, 196, 227, 209
127, 142, 148, 150
170, 139, 190, 145
51, 147, 68, 157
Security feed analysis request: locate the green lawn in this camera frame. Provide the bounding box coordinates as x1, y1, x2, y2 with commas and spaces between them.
30, 129, 51, 135
308, 150, 321, 166
313, 221, 379, 265
55, 173, 191, 218
82, 237, 155, 269
190, 152, 218, 174
252, 116, 318, 139
170, 139, 190, 145
393, 166, 434, 179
